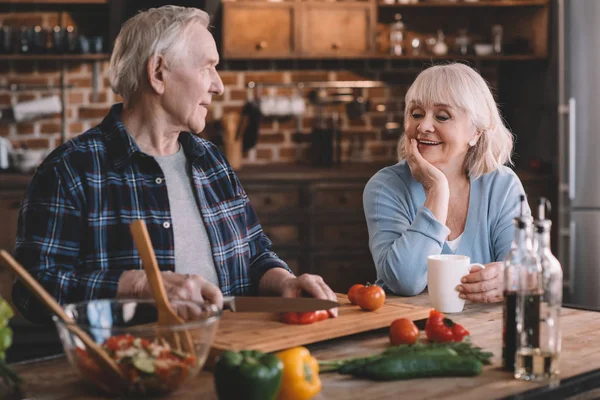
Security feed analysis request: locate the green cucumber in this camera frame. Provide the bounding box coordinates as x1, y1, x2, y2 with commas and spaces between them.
347, 355, 483, 381
133, 356, 155, 374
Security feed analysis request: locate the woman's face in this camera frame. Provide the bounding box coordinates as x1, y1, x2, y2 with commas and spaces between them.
404, 101, 477, 171
160, 23, 224, 134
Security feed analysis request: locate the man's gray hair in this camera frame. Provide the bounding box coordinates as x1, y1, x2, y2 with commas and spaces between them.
108, 5, 210, 102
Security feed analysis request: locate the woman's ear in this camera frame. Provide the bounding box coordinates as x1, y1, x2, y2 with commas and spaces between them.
147, 54, 166, 95
469, 129, 484, 147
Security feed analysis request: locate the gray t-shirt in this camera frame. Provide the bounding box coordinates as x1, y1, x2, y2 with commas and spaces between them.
154, 146, 219, 286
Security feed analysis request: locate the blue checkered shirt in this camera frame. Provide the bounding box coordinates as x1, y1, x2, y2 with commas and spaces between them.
12, 104, 291, 324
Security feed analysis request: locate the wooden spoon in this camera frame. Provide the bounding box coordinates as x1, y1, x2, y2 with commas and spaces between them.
0, 250, 126, 389
129, 220, 195, 353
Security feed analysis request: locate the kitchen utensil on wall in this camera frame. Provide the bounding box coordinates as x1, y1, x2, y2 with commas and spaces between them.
13, 95, 62, 123
241, 85, 262, 151
492, 25, 503, 54
222, 112, 242, 170
0, 137, 12, 170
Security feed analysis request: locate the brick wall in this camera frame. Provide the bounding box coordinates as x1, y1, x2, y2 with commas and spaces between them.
0, 60, 498, 166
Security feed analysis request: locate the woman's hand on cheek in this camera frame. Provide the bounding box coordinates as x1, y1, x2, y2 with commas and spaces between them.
405, 137, 447, 192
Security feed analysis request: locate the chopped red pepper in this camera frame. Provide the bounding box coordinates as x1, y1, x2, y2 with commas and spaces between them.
425, 309, 470, 343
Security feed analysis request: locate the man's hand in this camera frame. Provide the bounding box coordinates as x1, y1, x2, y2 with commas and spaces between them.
456, 262, 504, 303
259, 268, 339, 317
118, 270, 224, 310
279, 273, 339, 317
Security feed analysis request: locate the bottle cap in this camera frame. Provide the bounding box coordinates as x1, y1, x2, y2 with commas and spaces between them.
534, 197, 552, 232
513, 194, 532, 229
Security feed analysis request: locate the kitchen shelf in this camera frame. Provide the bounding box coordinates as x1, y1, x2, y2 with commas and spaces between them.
378, 0, 548, 7
0, 54, 110, 61
224, 53, 545, 61
0, 0, 107, 3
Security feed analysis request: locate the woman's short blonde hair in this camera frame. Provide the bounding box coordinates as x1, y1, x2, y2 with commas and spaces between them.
108, 5, 210, 102
397, 63, 514, 179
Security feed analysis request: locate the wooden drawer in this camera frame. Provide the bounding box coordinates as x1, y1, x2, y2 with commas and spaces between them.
301, 3, 374, 56
313, 222, 369, 247
262, 224, 302, 247
245, 184, 303, 214
223, 3, 297, 58
312, 254, 376, 293
312, 183, 365, 211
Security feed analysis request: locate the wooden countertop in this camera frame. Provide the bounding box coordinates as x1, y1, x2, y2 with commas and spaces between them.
4, 293, 599, 400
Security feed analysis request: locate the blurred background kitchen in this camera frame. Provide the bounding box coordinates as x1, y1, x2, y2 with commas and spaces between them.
0, 0, 582, 360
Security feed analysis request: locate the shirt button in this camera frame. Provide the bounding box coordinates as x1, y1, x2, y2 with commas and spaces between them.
155, 177, 163, 184
163, 222, 171, 229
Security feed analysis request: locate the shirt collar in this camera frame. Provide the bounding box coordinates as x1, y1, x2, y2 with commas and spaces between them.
101, 103, 207, 170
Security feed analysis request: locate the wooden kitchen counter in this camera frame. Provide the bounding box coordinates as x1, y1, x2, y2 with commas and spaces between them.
3, 293, 600, 400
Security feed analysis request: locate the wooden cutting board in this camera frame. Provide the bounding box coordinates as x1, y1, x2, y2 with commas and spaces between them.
208, 294, 430, 361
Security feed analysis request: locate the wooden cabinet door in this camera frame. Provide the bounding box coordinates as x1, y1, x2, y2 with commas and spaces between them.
313, 253, 376, 293
222, 3, 297, 58
301, 3, 375, 56
0, 193, 22, 310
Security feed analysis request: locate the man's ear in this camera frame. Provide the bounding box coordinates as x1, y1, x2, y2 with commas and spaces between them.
147, 54, 166, 95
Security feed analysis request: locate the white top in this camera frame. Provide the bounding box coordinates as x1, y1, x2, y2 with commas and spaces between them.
446, 233, 463, 253
154, 146, 219, 286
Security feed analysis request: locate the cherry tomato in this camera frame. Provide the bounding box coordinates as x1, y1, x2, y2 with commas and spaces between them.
355, 285, 386, 311
389, 318, 419, 345
347, 284, 365, 305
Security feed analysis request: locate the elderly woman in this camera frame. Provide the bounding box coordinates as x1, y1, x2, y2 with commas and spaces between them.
363, 63, 529, 303
13, 5, 337, 324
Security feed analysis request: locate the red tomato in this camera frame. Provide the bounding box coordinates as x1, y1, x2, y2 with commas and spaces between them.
355, 285, 386, 311
389, 318, 419, 345
347, 284, 365, 305
281, 311, 318, 325
425, 309, 454, 343
451, 323, 470, 342
314, 310, 330, 322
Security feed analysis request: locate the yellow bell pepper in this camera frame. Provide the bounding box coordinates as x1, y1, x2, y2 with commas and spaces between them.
276, 347, 321, 400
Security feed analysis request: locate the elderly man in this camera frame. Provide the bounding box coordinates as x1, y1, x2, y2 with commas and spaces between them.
12, 5, 337, 324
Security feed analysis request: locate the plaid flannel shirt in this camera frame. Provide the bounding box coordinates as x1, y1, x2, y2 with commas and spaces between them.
12, 104, 291, 324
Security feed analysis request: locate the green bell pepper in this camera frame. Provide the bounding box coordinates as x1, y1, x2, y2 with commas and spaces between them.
214, 350, 283, 400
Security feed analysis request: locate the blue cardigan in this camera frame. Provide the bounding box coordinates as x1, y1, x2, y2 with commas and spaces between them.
363, 161, 530, 296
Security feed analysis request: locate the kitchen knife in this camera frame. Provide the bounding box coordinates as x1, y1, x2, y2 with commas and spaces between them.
223, 296, 340, 313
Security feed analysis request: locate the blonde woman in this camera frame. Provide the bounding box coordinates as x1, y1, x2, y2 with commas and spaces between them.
363, 63, 529, 303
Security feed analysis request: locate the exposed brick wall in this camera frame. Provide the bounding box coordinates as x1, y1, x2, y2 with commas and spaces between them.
0, 60, 498, 166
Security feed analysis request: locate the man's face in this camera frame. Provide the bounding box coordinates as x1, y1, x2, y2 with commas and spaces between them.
161, 23, 224, 134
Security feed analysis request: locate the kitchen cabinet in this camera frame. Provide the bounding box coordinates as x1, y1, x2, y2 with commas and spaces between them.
221, 0, 549, 61
222, 3, 298, 59
300, 3, 375, 57
239, 165, 380, 293
221, 1, 375, 59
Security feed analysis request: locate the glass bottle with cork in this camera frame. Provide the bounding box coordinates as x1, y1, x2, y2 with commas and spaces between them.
515, 198, 562, 381
502, 194, 534, 372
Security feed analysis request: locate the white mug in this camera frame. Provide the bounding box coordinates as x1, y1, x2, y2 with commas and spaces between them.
427, 255, 485, 313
